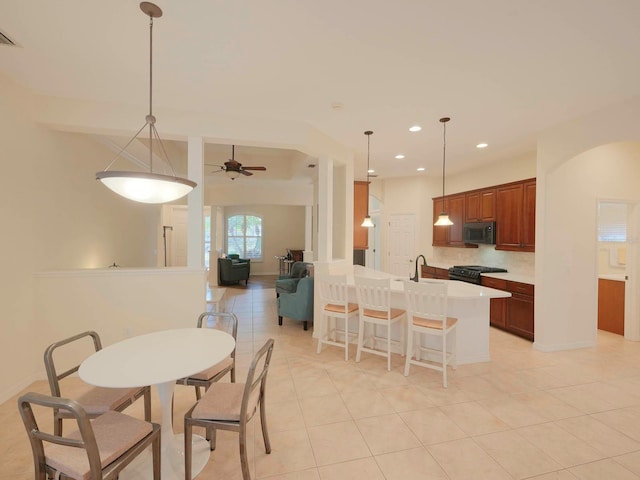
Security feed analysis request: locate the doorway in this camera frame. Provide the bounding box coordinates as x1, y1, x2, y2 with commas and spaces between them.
161, 205, 211, 267
388, 213, 415, 277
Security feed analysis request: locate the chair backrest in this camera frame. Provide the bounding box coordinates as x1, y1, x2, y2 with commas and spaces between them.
44, 331, 102, 398
354, 275, 393, 314
289, 261, 309, 278
404, 280, 448, 324
18, 392, 103, 478
197, 311, 239, 359
319, 274, 350, 307
240, 338, 275, 423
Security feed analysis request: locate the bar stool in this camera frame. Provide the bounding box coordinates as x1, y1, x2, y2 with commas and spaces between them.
316, 274, 359, 360
403, 279, 457, 387
354, 276, 406, 371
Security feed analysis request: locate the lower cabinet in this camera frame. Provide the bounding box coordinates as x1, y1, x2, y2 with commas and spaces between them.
481, 277, 534, 341
421, 266, 450, 280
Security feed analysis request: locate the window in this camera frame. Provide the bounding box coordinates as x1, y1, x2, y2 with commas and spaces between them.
598, 202, 627, 242
227, 214, 263, 259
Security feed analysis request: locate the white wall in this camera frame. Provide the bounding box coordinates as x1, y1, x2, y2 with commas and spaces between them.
536, 96, 640, 351
0, 73, 166, 402
219, 205, 306, 275
537, 138, 640, 351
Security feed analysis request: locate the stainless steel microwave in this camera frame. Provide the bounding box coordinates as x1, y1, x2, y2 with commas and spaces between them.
462, 221, 496, 244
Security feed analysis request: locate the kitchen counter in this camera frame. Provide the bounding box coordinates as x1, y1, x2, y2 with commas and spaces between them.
342, 266, 511, 364
599, 273, 626, 282
423, 261, 535, 285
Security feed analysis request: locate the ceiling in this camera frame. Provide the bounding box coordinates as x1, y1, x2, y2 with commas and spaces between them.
1, 1, 639, 181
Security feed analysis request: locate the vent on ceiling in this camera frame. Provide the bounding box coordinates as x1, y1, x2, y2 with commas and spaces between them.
0, 30, 16, 46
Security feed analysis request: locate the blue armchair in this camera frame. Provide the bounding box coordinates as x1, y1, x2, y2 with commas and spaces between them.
277, 276, 314, 330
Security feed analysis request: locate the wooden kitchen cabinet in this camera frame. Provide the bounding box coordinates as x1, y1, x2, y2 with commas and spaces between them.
448, 194, 466, 246
495, 178, 536, 252
506, 280, 534, 341
354, 181, 369, 249
598, 278, 625, 335
480, 276, 507, 329
421, 265, 449, 279
432, 194, 475, 248
481, 276, 534, 340
465, 188, 496, 222
432, 197, 448, 246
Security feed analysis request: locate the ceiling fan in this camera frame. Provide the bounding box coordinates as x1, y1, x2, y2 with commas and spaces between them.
207, 145, 266, 180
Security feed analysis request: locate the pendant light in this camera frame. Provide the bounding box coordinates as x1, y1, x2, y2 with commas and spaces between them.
361, 130, 374, 228
434, 117, 454, 226
96, 2, 196, 204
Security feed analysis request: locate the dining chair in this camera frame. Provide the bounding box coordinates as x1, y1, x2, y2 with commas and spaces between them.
18, 391, 160, 480
316, 274, 359, 360
44, 331, 151, 436
176, 311, 239, 399
184, 338, 275, 480
354, 276, 406, 371
403, 280, 458, 387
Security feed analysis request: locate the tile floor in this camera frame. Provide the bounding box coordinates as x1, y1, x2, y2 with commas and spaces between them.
5, 281, 640, 479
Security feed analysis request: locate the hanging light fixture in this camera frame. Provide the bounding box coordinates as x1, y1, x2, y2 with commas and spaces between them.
361, 130, 374, 228
96, 2, 196, 204
434, 117, 454, 226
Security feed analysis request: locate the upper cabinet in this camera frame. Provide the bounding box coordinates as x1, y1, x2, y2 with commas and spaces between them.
354, 181, 369, 250
465, 188, 496, 222
432, 193, 474, 248
433, 178, 535, 252
495, 178, 536, 252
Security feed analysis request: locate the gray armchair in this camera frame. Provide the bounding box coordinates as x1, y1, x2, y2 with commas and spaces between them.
218, 257, 250, 285
275, 262, 312, 296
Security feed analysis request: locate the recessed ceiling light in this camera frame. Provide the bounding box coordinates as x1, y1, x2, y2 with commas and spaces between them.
368, 169, 375, 174
395, 154, 405, 159
417, 167, 425, 172
476, 143, 488, 149
409, 125, 422, 132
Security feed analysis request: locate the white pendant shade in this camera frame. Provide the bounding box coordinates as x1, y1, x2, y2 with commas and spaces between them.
95, 3, 196, 204
361, 215, 374, 228
434, 213, 454, 226
97, 171, 196, 204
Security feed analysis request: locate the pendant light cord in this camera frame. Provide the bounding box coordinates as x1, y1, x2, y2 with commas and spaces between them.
148, 15, 154, 170
364, 130, 373, 218
441, 119, 446, 198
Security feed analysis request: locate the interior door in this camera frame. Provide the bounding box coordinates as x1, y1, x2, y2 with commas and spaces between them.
388, 214, 415, 277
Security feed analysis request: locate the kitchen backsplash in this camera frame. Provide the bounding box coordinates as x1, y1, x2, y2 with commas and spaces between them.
433, 245, 534, 275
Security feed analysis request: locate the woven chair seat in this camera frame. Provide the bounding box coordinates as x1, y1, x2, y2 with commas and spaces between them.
412, 316, 458, 330
323, 302, 358, 314
45, 410, 153, 480
191, 383, 260, 422
57, 386, 140, 417
186, 356, 234, 381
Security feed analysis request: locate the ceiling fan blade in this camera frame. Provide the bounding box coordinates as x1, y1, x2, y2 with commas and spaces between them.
242, 166, 267, 171
240, 170, 253, 176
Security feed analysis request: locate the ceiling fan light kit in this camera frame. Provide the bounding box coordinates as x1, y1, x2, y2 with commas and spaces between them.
209, 145, 267, 180
96, 2, 196, 204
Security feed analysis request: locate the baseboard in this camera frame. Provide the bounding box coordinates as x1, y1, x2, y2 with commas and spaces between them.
533, 340, 596, 352
0, 372, 43, 405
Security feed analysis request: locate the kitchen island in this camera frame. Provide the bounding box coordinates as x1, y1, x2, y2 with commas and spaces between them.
330, 267, 512, 364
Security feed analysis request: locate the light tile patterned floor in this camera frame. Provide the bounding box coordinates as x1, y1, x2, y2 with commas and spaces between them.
5, 281, 640, 479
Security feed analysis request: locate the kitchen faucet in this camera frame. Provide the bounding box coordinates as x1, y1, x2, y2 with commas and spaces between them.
410, 255, 427, 282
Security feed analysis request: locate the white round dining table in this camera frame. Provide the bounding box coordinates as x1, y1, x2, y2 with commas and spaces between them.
79, 327, 236, 480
